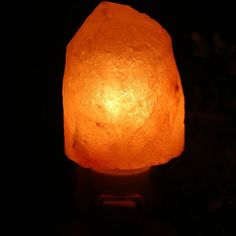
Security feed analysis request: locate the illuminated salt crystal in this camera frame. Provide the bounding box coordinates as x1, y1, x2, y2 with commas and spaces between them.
63, 1, 185, 170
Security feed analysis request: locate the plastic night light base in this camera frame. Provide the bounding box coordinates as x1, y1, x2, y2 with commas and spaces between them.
73, 165, 154, 224
91, 166, 150, 176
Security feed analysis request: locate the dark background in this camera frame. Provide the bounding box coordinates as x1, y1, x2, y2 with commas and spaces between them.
3, 0, 236, 235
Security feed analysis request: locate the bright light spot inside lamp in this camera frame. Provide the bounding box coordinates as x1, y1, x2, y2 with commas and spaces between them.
63, 2, 185, 172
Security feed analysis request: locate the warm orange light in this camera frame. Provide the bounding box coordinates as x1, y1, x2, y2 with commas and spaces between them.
63, 2, 185, 171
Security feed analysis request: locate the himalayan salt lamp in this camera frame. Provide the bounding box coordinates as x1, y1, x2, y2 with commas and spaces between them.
63, 1, 185, 172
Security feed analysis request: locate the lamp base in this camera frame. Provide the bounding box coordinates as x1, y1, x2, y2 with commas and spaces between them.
91, 166, 150, 176
74, 165, 156, 225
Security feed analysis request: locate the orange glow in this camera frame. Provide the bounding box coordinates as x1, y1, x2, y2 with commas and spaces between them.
63, 2, 185, 171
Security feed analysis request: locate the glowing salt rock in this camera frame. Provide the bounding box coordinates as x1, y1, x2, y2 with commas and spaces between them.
63, 1, 185, 171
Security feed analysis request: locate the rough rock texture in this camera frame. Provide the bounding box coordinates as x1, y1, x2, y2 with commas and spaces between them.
63, 1, 185, 170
